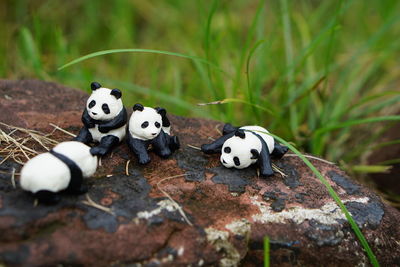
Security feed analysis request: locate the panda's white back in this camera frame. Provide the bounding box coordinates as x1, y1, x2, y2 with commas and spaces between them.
240, 126, 275, 153
20, 141, 97, 193
20, 153, 70, 193
53, 141, 98, 177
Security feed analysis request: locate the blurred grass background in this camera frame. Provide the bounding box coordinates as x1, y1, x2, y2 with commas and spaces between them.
1, 0, 400, 202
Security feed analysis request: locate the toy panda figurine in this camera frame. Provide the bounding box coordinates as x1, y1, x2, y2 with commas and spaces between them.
74, 82, 127, 156
20, 141, 98, 204
127, 103, 180, 164
201, 124, 288, 177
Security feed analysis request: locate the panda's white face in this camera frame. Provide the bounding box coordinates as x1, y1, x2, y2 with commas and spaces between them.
129, 107, 162, 140
220, 132, 262, 169
86, 88, 123, 121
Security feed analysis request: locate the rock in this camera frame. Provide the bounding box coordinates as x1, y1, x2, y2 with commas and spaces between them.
1, 79, 400, 266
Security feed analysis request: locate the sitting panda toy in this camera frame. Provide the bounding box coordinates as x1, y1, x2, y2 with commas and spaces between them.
20, 141, 98, 204
127, 103, 180, 164
74, 82, 127, 156
201, 124, 288, 177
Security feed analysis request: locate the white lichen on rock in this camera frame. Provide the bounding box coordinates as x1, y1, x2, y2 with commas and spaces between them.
205, 227, 241, 267
136, 199, 177, 220
225, 218, 251, 237
251, 196, 369, 225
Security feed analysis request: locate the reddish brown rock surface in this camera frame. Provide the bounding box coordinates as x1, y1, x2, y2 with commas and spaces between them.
0, 79, 400, 266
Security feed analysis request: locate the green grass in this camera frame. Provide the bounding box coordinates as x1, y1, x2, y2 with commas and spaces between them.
264, 236, 270, 267
1, 0, 400, 265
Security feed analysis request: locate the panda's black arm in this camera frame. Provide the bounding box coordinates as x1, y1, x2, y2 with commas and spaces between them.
151, 130, 172, 158
126, 133, 151, 165
201, 132, 235, 154
98, 107, 128, 133
253, 133, 274, 177
222, 123, 239, 135
82, 109, 95, 128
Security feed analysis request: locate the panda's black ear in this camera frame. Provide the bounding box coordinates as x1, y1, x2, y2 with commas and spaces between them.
234, 129, 246, 139
155, 107, 166, 117
251, 149, 259, 159
133, 103, 144, 111
91, 82, 102, 91
110, 89, 122, 99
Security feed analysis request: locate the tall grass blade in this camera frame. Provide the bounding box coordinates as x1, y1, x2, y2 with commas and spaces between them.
58, 48, 227, 75
345, 91, 400, 114
203, 0, 222, 100
246, 40, 265, 103
264, 236, 270, 267
313, 116, 400, 155
19, 27, 44, 77
197, 98, 275, 115
246, 40, 266, 120
352, 165, 392, 173
280, 0, 298, 137
284, 76, 325, 107
232, 0, 265, 96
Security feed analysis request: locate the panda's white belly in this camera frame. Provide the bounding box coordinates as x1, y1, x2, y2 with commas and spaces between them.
20, 153, 71, 193
89, 124, 126, 142
163, 126, 171, 135
240, 126, 275, 154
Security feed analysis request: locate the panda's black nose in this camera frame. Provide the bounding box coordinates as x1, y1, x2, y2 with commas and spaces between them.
92, 112, 97, 115
152, 133, 157, 136
222, 159, 227, 164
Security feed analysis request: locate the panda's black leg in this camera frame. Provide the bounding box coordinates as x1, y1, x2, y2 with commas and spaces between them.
34, 190, 61, 204
152, 131, 172, 158
271, 140, 289, 159
201, 132, 235, 154
74, 127, 93, 144
166, 134, 180, 151
258, 147, 274, 177
65, 183, 88, 195
90, 135, 120, 157
222, 123, 239, 135
127, 134, 151, 164
252, 134, 274, 177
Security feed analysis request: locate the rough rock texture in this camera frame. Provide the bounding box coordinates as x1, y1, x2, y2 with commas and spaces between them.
1, 79, 400, 266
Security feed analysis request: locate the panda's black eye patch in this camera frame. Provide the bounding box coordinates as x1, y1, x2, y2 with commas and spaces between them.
102, 104, 110, 114
141, 121, 149, 128
88, 100, 96, 108
233, 156, 240, 166
224, 147, 231, 153
155, 122, 161, 128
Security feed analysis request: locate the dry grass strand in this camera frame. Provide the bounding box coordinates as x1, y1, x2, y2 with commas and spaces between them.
49, 123, 77, 137
157, 174, 193, 226
0, 122, 59, 165
82, 194, 114, 215
187, 144, 201, 150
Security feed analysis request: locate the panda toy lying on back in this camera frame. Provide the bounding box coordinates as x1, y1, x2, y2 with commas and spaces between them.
20, 141, 98, 204
127, 103, 180, 164
74, 82, 127, 156
201, 124, 288, 177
